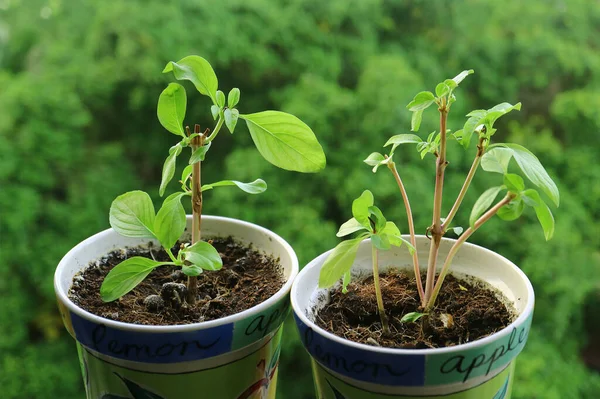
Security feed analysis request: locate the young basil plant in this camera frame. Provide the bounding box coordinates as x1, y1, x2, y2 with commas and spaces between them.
100, 55, 326, 304
321, 69, 559, 328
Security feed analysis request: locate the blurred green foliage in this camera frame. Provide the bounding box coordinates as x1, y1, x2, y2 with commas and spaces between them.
1, 0, 599, 398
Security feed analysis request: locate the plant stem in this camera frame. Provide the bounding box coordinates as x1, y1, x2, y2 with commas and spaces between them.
424, 99, 449, 304
165, 248, 178, 263
187, 124, 204, 304
371, 244, 390, 335
425, 194, 514, 310
441, 137, 486, 232
205, 117, 224, 143
387, 160, 425, 306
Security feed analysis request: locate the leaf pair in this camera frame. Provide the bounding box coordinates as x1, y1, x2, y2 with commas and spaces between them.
456, 102, 522, 149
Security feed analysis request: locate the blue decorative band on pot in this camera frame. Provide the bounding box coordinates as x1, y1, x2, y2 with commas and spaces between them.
294, 312, 532, 387
68, 296, 290, 364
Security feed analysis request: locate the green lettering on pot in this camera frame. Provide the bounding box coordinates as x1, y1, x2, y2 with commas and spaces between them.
232, 297, 290, 349
426, 313, 532, 385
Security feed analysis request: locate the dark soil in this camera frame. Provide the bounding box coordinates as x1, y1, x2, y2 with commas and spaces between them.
315, 270, 513, 349
69, 237, 284, 325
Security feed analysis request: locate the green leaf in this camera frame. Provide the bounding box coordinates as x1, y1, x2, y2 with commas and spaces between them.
381, 221, 403, 247
371, 233, 391, 250
504, 173, 525, 193
201, 178, 267, 194
210, 105, 220, 120
337, 218, 367, 237
482, 103, 522, 130
189, 142, 211, 164
163, 55, 218, 102
181, 165, 193, 184
400, 312, 427, 323
470, 186, 504, 227
497, 198, 525, 221
363, 152, 388, 173
100, 257, 169, 302
521, 189, 554, 240
342, 271, 351, 294
368, 205, 387, 233
242, 111, 326, 173
154, 193, 186, 249
215, 90, 225, 108
318, 237, 364, 288
352, 190, 374, 229
411, 109, 424, 132
109, 191, 156, 238
493, 143, 560, 206
157, 83, 186, 137
407, 91, 435, 111
384, 134, 423, 153
435, 82, 451, 97
481, 147, 513, 174
224, 108, 239, 134
228, 88, 240, 108
159, 145, 181, 196
460, 111, 485, 149
182, 264, 203, 276
181, 241, 223, 271
451, 69, 474, 85
451, 226, 464, 236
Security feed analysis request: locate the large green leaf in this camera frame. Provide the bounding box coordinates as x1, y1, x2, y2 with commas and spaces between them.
109, 191, 156, 238
181, 241, 223, 271
493, 143, 560, 206
157, 83, 186, 137
242, 111, 325, 173
318, 237, 364, 288
470, 186, 504, 227
100, 257, 169, 302
154, 193, 186, 249
201, 178, 267, 194
522, 189, 555, 240
336, 218, 366, 237
163, 55, 218, 102
481, 147, 513, 174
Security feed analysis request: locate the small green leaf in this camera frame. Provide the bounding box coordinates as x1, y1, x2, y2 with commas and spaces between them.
504, 173, 525, 193
407, 91, 435, 111
181, 241, 223, 271
342, 271, 351, 294
493, 143, 560, 207
497, 198, 525, 221
154, 193, 186, 249
470, 186, 504, 227
451, 226, 464, 236
157, 83, 187, 137
482, 147, 513, 174
381, 221, 402, 247
337, 218, 367, 237
201, 178, 267, 194
371, 234, 391, 250
224, 108, 239, 134
451, 69, 474, 85
215, 90, 226, 108
384, 134, 423, 153
411, 109, 424, 132
242, 111, 326, 173
400, 312, 427, 323
101, 257, 170, 302
318, 237, 364, 288
352, 190, 374, 229
181, 165, 193, 184
182, 264, 203, 276
228, 88, 240, 108
363, 152, 387, 173
521, 189, 554, 240
522, 188, 542, 207
435, 82, 450, 97
481, 103, 522, 131
159, 145, 181, 196
211, 105, 220, 120
459, 284, 468, 291
368, 206, 387, 233
163, 55, 218, 102
109, 191, 156, 238
189, 142, 211, 164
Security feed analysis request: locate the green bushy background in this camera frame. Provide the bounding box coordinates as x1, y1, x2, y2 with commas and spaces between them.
1, 1, 599, 398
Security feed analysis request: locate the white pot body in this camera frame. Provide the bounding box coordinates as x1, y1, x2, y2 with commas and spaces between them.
55, 215, 298, 399
291, 236, 534, 399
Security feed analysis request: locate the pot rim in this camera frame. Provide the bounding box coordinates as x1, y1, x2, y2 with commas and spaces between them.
291, 236, 534, 356
55, 215, 298, 333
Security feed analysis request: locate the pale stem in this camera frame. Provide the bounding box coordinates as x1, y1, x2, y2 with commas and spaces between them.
371, 244, 390, 335
187, 124, 204, 304
387, 161, 425, 306
205, 117, 224, 143
425, 194, 514, 310
424, 101, 448, 303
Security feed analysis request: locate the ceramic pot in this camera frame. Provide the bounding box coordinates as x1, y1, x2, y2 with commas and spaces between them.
291, 236, 533, 399
55, 215, 298, 399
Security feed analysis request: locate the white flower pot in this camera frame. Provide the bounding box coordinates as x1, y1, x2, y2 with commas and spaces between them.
291, 236, 534, 398
55, 215, 298, 399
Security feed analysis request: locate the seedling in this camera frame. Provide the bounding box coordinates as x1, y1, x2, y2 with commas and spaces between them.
100, 55, 325, 304
319, 70, 558, 329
